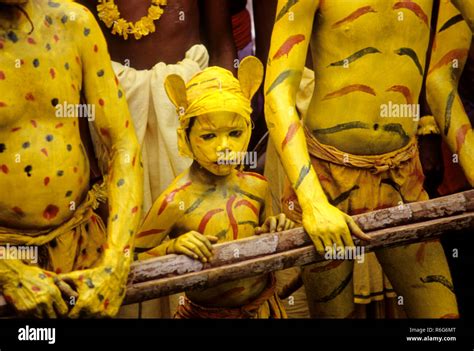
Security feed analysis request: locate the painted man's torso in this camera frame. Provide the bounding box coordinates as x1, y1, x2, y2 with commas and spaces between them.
0, 1, 90, 229
306, 0, 433, 155
139, 168, 270, 307
78, 0, 200, 70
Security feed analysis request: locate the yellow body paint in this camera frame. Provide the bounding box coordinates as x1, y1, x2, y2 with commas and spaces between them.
265, 0, 467, 318
427, 1, 474, 186
0, 0, 143, 317
136, 57, 292, 316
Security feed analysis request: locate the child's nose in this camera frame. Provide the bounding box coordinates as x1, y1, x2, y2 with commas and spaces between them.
216, 137, 230, 151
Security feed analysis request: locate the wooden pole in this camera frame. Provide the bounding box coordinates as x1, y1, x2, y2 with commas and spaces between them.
123, 211, 474, 304
127, 189, 474, 285
0, 190, 473, 315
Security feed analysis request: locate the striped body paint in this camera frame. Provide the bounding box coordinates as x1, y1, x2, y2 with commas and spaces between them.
395, 48, 424, 75
328, 47, 381, 67
393, 1, 429, 26
332, 6, 376, 28
272, 34, 305, 62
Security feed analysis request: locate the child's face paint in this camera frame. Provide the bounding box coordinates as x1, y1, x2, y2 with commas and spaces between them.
188, 112, 250, 176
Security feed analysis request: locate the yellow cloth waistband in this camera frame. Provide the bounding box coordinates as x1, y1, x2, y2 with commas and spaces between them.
304, 125, 418, 174
0, 181, 107, 246
177, 273, 277, 318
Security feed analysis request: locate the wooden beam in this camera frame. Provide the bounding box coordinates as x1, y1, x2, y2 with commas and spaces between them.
123, 211, 474, 304
128, 189, 474, 284
0, 190, 473, 315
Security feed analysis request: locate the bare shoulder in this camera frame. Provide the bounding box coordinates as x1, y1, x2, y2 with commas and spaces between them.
235, 171, 269, 197
162, 170, 195, 199
38, 0, 98, 33
37, 0, 91, 20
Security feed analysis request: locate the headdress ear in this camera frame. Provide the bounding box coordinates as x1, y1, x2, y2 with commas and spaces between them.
237, 56, 264, 100
164, 74, 188, 114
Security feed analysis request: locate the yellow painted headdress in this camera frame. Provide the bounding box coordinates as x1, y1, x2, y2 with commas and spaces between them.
164, 56, 264, 158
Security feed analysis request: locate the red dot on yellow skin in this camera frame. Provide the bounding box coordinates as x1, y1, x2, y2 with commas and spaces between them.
131, 206, 138, 214
49, 68, 56, 79
1, 165, 9, 174
100, 127, 110, 137
55, 123, 63, 128
0, 71, 5, 80
99, 98, 105, 106
44, 177, 50, 186
27, 37, 36, 45
53, 35, 59, 42
25, 93, 35, 101
41, 148, 48, 157
30, 120, 37, 128
11, 127, 21, 132
43, 204, 59, 220
0, 102, 6, 107
94, 44, 98, 52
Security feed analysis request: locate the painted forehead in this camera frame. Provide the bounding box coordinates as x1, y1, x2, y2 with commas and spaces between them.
193, 112, 248, 130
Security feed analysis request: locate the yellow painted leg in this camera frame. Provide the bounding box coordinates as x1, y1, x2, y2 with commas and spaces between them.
376, 241, 458, 318
302, 260, 355, 318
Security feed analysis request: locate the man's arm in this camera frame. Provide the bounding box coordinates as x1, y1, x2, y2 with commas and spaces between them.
201, 0, 237, 74
57, 5, 143, 317
426, 0, 474, 185
78, 9, 143, 260
264, 0, 369, 253
451, 0, 474, 31
134, 179, 185, 259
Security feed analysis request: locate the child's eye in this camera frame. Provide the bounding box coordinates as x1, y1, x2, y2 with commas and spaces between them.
200, 133, 216, 140
229, 130, 242, 137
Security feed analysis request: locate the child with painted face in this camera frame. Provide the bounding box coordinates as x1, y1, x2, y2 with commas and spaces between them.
135, 56, 293, 318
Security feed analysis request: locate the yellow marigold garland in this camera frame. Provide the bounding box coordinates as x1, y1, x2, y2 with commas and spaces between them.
97, 0, 167, 40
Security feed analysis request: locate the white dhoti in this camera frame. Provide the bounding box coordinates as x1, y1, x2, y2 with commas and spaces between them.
111, 44, 209, 212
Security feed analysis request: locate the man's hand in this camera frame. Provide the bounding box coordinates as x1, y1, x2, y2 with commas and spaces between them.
2, 265, 68, 318
58, 250, 130, 318
168, 231, 218, 263
301, 199, 371, 255
255, 213, 295, 234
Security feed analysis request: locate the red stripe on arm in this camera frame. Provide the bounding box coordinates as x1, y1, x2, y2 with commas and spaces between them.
135, 228, 166, 239
428, 49, 469, 75
332, 6, 376, 28
272, 34, 306, 61
456, 124, 471, 153
281, 121, 301, 150
323, 84, 376, 100
157, 181, 192, 215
